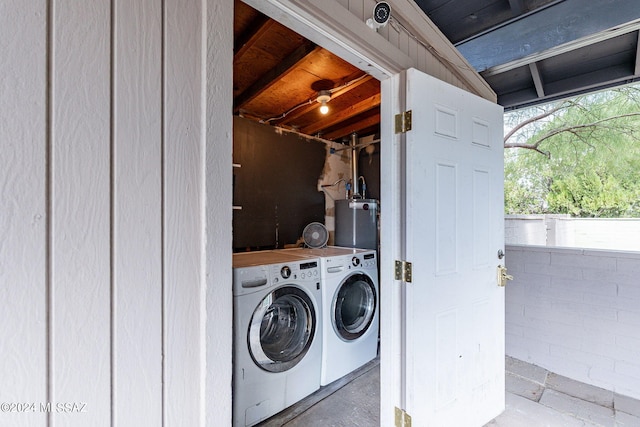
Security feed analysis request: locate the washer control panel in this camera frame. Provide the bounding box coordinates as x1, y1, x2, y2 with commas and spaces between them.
271, 260, 319, 283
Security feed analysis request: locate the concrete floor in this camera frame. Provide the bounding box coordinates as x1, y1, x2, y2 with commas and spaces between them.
257, 357, 640, 427
258, 359, 380, 427
488, 357, 640, 427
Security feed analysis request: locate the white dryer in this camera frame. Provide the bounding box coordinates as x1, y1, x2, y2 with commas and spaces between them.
282, 246, 379, 385
233, 251, 322, 427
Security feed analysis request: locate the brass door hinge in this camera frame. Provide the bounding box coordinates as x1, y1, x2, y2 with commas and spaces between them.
395, 110, 412, 133
395, 260, 412, 282
395, 407, 412, 427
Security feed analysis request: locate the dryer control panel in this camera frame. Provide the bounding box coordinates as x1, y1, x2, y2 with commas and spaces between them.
325, 251, 377, 274
361, 252, 377, 268
350, 253, 377, 269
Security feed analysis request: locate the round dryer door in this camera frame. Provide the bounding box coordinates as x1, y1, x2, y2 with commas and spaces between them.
248, 286, 316, 373
333, 273, 376, 341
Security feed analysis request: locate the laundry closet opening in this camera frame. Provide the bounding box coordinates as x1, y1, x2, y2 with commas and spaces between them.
232, 2, 381, 251
232, 1, 382, 425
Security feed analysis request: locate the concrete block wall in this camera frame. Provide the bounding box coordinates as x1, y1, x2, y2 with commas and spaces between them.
506, 215, 640, 251
505, 215, 548, 246
560, 218, 640, 251
505, 245, 640, 400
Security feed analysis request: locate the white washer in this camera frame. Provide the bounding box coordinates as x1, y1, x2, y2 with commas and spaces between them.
233, 251, 322, 427
282, 246, 379, 385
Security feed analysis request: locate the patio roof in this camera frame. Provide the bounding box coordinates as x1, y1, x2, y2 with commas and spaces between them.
413, 0, 640, 110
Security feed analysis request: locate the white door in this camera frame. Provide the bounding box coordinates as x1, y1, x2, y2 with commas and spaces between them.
389, 68, 505, 426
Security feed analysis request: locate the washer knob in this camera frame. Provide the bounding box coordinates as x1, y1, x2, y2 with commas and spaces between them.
281, 266, 291, 279
352, 256, 360, 267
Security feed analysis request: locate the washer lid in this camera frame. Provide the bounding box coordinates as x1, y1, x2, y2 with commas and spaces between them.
302, 222, 328, 248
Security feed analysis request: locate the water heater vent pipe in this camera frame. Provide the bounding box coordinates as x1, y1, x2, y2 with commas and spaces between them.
350, 132, 359, 198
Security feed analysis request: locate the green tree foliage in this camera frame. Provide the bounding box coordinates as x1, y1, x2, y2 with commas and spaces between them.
504, 85, 640, 217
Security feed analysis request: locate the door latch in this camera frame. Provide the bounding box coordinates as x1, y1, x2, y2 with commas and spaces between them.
497, 265, 513, 287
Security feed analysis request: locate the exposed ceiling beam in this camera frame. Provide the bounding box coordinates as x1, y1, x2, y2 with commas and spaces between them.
498, 66, 640, 109
328, 74, 374, 99
234, 43, 319, 112
323, 113, 380, 141
543, 64, 633, 97
457, 0, 640, 72
528, 62, 545, 98
301, 93, 380, 135
234, 15, 274, 59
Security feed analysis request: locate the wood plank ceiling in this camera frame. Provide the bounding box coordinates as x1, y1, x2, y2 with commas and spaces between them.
233, 0, 381, 142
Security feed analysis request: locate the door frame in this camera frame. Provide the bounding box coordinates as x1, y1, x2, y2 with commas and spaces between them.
238, 1, 495, 424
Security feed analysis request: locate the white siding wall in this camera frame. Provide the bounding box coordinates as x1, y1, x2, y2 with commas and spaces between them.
51, 2, 112, 423
1, 1, 48, 425
0, 0, 232, 425
205, 0, 234, 423
506, 245, 640, 400
113, 1, 163, 424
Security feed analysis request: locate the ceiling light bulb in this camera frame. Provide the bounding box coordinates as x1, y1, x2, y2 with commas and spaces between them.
316, 90, 331, 115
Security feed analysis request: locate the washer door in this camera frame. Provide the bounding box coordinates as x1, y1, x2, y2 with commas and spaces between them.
333, 273, 376, 341
248, 286, 316, 373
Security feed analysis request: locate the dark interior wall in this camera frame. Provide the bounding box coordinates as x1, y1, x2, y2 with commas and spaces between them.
233, 116, 326, 250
